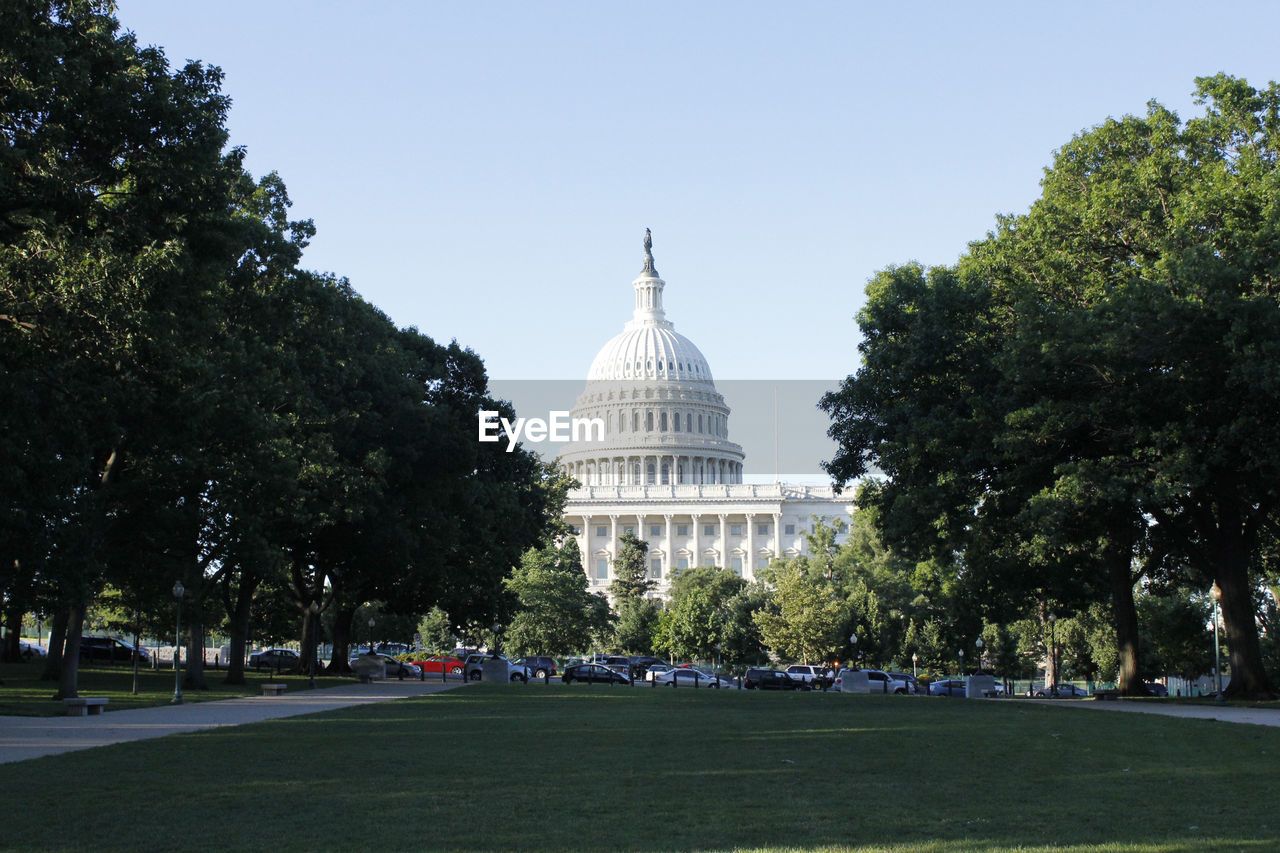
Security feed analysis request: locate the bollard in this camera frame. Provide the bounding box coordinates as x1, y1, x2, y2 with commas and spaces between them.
543, 670, 549, 685
419, 664, 424, 681
694, 673, 699, 688
651, 674, 655, 688
441, 667, 446, 683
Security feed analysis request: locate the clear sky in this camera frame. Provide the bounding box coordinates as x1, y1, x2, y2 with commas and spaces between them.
116, 1, 1279, 383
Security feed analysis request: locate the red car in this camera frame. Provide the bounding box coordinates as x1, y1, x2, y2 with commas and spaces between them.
411, 656, 465, 676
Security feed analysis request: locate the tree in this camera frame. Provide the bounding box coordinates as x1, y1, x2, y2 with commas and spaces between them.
753, 558, 842, 664
823, 76, 1280, 698
504, 539, 603, 657
609, 532, 655, 603
653, 566, 746, 663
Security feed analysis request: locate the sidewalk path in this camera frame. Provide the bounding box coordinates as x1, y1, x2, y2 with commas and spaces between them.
0, 680, 461, 765
1023, 697, 1280, 728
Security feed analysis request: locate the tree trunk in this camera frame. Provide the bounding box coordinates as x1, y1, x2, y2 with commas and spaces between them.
222, 573, 259, 686
183, 594, 208, 691
326, 604, 356, 674
56, 603, 85, 700
1216, 548, 1274, 698
300, 605, 320, 676
1107, 541, 1144, 696
1, 608, 21, 662
40, 610, 67, 681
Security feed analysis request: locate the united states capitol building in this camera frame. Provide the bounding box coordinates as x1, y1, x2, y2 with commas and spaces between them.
557, 232, 854, 597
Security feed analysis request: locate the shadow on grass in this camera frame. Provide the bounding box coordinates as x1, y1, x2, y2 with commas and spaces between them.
0, 684, 1276, 851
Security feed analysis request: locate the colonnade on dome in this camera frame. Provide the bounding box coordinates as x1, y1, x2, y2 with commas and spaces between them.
564, 454, 741, 486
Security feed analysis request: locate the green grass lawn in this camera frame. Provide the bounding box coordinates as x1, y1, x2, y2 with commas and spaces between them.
0, 660, 351, 715
1, 684, 1277, 852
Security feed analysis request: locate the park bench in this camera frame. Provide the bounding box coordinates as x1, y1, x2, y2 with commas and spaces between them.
260, 683, 288, 696
63, 697, 109, 717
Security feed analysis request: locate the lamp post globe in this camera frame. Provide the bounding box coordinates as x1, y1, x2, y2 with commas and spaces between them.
171, 581, 185, 705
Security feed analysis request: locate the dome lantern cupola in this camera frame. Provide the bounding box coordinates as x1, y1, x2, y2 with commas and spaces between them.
631, 227, 669, 329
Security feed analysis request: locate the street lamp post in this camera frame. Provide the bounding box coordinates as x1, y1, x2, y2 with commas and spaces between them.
958, 648, 964, 677
849, 633, 858, 668
171, 581, 185, 705
1047, 613, 1058, 697
975, 637, 984, 673
1210, 583, 1224, 703
912, 653, 918, 679
368, 617, 375, 655
309, 600, 321, 689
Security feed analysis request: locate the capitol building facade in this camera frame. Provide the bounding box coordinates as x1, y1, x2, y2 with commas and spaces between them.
558, 232, 854, 597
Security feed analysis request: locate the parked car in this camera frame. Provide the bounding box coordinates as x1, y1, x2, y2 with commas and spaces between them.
561, 663, 631, 685
80, 636, 150, 664
743, 668, 806, 690
1035, 683, 1090, 698
463, 653, 528, 682
644, 663, 676, 682
515, 656, 558, 679
651, 668, 726, 688
1144, 682, 1169, 697
887, 672, 920, 694
832, 669, 908, 694
349, 652, 420, 679
249, 648, 301, 670
785, 664, 826, 685
411, 656, 465, 676
627, 655, 668, 680
928, 678, 967, 697
19, 640, 47, 660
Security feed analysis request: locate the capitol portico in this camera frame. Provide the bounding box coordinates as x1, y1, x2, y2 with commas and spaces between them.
558, 231, 853, 597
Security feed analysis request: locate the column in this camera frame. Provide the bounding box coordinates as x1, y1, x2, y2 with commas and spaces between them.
773, 512, 782, 561
745, 513, 755, 579
692, 513, 700, 568
664, 514, 673, 580
609, 515, 619, 581
718, 513, 727, 571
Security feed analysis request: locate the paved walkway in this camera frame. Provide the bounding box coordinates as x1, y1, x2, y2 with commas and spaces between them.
1022, 697, 1280, 728
0, 680, 461, 765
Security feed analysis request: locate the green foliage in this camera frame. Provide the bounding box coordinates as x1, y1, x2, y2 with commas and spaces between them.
416, 607, 456, 653
822, 75, 1280, 698
653, 566, 747, 663
609, 531, 655, 603
752, 557, 842, 664
504, 539, 605, 656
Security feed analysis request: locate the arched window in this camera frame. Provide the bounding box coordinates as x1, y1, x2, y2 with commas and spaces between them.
646, 411, 653, 431
659, 412, 668, 431
647, 463, 656, 484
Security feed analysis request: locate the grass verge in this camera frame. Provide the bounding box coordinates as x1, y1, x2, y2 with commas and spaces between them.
1, 684, 1277, 851
0, 660, 351, 715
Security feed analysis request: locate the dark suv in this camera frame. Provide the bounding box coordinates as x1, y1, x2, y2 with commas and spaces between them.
79, 636, 149, 664
744, 668, 806, 690
517, 656, 557, 679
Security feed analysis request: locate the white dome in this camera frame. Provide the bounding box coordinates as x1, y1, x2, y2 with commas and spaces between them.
586, 324, 714, 383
